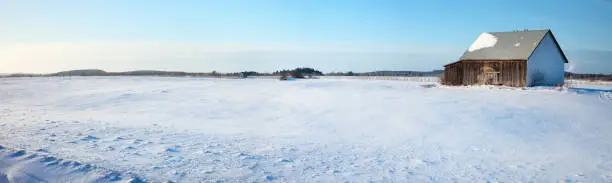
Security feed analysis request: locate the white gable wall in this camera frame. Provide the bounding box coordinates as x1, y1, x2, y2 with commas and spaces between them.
526, 33, 565, 86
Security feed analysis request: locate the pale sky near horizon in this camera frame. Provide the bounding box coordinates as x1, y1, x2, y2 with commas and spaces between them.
1, 0, 611, 74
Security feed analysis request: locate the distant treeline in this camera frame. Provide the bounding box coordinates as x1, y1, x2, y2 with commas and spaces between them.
565, 72, 612, 81
273, 68, 323, 76
0, 68, 444, 78
0, 68, 321, 78
3, 69, 248, 78
3, 69, 611, 81
327, 70, 444, 77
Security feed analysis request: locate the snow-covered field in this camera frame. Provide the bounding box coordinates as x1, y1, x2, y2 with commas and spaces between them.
1, 77, 612, 182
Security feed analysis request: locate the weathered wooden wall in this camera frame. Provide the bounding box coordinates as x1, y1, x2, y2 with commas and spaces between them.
462, 62, 483, 85
443, 60, 527, 87
500, 61, 527, 87
443, 62, 462, 85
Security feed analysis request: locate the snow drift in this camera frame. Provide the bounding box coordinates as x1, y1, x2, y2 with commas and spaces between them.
1, 77, 611, 182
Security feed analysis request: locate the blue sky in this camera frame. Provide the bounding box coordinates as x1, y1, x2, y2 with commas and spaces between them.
1, 0, 611, 73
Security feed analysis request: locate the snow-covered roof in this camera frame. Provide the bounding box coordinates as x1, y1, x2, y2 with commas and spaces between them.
457, 29, 568, 63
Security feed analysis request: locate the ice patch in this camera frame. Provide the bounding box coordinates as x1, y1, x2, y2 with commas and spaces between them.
468, 33, 498, 52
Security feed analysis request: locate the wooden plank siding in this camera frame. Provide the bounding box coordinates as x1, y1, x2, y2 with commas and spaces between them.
500, 61, 527, 87
462, 62, 482, 85
443, 62, 463, 85
443, 60, 527, 87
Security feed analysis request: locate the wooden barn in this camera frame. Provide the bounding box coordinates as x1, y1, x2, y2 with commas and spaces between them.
443, 30, 568, 87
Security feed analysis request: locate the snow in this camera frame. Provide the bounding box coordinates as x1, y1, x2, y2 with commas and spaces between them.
1, 77, 612, 182
570, 79, 612, 91
468, 33, 498, 52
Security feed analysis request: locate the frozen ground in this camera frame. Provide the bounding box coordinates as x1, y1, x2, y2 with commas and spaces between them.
1, 77, 612, 182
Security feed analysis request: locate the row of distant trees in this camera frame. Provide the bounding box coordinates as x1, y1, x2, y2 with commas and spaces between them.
328, 70, 444, 77
0, 68, 326, 78
1, 68, 445, 78
4, 68, 610, 81
565, 72, 612, 81
273, 68, 324, 79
